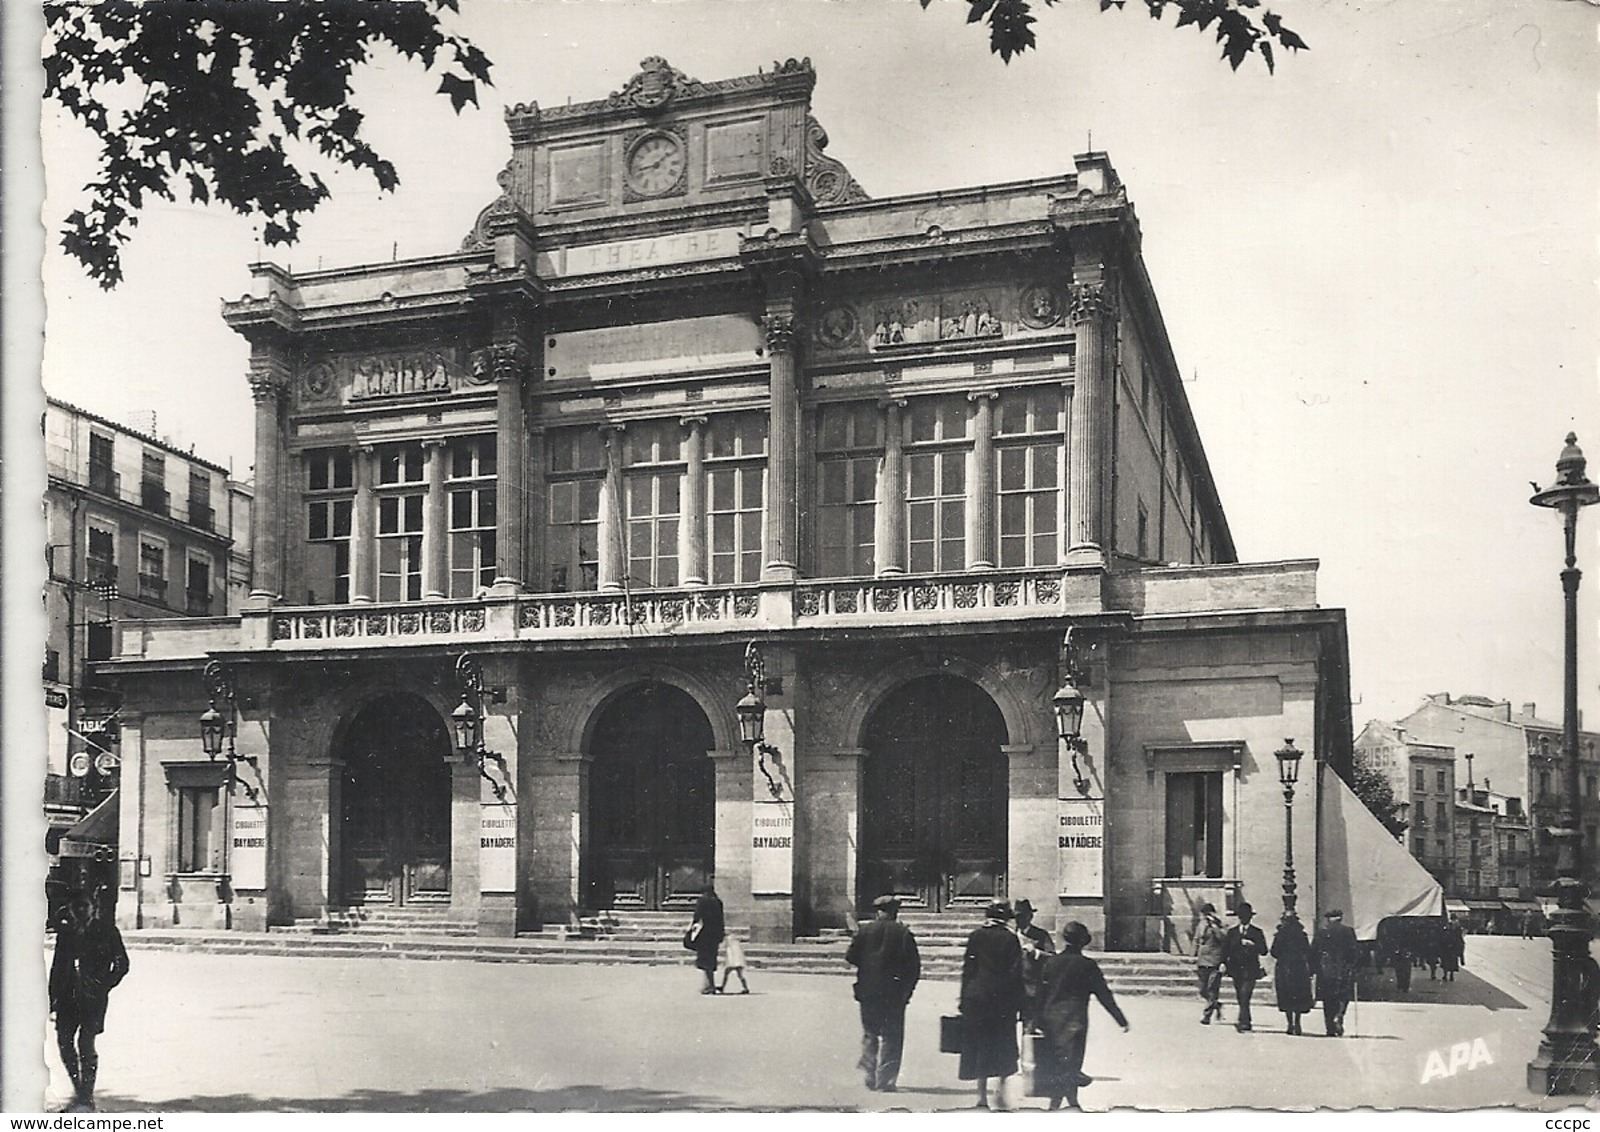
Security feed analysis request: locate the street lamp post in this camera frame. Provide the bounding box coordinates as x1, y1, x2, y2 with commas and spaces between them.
453, 653, 509, 802
739, 642, 787, 803
1528, 433, 1600, 1096
1275, 739, 1303, 916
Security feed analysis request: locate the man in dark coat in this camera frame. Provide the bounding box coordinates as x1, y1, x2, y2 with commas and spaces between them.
846, 894, 921, 1092
1219, 901, 1268, 1032
50, 891, 129, 1112
1013, 898, 1055, 1030
1313, 908, 1361, 1037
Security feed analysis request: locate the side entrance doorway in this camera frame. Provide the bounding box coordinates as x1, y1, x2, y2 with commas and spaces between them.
588, 682, 715, 910
339, 694, 453, 906
861, 674, 1009, 913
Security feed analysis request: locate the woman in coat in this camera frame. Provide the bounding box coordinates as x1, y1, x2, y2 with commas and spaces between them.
1269, 914, 1314, 1035
689, 888, 725, 994
1034, 921, 1129, 1111
958, 901, 1025, 1109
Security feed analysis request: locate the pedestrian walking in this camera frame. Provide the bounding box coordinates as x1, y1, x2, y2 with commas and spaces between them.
717, 931, 750, 994
958, 901, 1025, 1110
1192, 901, 1226, 1025
1390, 944, 1412, 993
845, 894, 921, 1093
49, 891, 129, 1112
1032, 921, 1129, 1111
1013, 898, 1055, 1033
1313, 908, 1360, 1037
1219, 901, 1268, 1032
1441, 916, 1464, 982
687, 888, 725, 995
1269, 914, 1313, 1035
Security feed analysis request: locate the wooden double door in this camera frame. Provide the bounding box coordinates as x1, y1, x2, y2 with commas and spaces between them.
589, 682, 716, 910
862, 675, 1009, 912
340, 695, 453, 906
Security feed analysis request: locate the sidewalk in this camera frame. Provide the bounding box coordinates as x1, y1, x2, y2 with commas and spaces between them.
48, 935, 1593, 1112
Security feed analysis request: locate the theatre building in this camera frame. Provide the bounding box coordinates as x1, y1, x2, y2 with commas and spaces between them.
101, 58, 1352, 948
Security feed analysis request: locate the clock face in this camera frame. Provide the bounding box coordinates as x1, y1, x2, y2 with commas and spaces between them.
626, 133, 686, 197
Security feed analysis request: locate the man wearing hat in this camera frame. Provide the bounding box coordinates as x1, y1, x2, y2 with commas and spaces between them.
1013, 899, 1056, 1031
1191, 901, 1227, 1025
1218, 902, 1268, 1032
846, 895, 922, 1092
1313, 908, 1361, 1037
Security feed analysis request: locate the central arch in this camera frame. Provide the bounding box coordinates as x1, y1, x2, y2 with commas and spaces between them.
861, 674, 1009, 913
587, 681, 716, 910
338, 693, 453, 906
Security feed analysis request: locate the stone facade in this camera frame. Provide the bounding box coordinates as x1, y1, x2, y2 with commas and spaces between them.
98, 59, 1351, 950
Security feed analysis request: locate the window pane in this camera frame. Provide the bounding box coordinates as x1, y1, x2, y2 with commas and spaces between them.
999, 447, 1025, 491
819, 406, 848, 451
820, 461, 845, 503
909, 400, 936, 442
379, 496, 398, 533
333, 500, 352, 538
741, 470, 763, 510
712, 514, 735, 554
1033, 446, 1058, 489
710, 469, 733, 508
659, 474, 680, 513
480, 490, 496, 528
452, 492, 472, 529
309, 457, 329, 490
940, 500, 963, 539
404, 494, 423, 530
909, 456, 933, 497
940, 454, 964, 494
999, 495, 1026, 536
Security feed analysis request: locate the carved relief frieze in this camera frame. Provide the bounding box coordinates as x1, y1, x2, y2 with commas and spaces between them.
297, 348, 477, 408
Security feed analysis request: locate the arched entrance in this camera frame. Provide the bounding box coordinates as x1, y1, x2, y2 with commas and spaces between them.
339, 694, 453, 906
862, 674, 1008, 912
588, 682, 715, 910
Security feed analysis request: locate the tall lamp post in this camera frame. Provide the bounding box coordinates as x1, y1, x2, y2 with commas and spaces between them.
1275, 739, 1303, 916
1528, 433, 1600, 1096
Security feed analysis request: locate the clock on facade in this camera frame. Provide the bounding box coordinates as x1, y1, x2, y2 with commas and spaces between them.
625, 132, 686, 197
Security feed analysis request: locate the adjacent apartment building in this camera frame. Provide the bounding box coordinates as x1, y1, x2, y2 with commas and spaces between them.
44, 398, 250, 895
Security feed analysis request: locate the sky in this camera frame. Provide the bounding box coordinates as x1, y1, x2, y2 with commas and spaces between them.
30, 0, 1600, 726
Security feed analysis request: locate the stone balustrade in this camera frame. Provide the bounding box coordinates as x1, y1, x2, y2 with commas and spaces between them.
106, 559, 1321, 661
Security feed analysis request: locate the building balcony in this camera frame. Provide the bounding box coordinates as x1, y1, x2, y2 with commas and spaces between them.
88, 468, 120, 498
109, 558, 1326, 661
140, 481, 171, 516
137, 574, 168, 603
185, 589, 213, 616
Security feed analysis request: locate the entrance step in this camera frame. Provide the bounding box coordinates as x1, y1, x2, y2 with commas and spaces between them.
272, 905, 479, 937
119, 928, 1201, 995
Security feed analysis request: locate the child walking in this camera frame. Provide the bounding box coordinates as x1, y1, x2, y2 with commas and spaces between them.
718, 932, 750, 994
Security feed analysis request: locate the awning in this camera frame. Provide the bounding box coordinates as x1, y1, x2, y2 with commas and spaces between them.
1463, 899, 1502, 911
1503, 900, 1540, 912
1316, 765, 1444, 940
58, 791, 118, 860
1445, 900, 1470, 915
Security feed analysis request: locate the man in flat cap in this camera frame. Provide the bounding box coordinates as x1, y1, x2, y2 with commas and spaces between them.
1314, 908, 1361, 1037
846, 895, 922, 1092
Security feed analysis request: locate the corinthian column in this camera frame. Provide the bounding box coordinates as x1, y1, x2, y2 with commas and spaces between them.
680, 416, 708, 585
349, 446, 375, 603
598, 424, 626, 592
1067, 281, 1114, 569
247, 357, 287, 604
876, 398, 906, 576
423, 439, 449, 600
488, 343, 530, 594
968, 391, 998, 570
762, 313, 799, 583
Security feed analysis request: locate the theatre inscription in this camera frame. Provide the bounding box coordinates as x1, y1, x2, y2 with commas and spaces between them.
542, 227, 744, 279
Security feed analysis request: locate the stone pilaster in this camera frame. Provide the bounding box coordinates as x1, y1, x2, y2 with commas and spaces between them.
449, 755, 482, 921
246, 355, 289, 604
423, 439, 449, 599
968, 391, 998, 569
710, 747, 759, 935
801, 747, 864, 932
762, 313, 800, 582
876, 399, 907, 575
349, 446, 375, 603
1067, 279, 1114, 569
487, 342, 531, 593
680, 415, 708, 585
597, 425, 626, 592
283, 755, 342, 919
525, 751, 590, 927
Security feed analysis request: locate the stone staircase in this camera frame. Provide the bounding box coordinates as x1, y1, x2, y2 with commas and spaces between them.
271, 904, 479, 937
119, 905, 1199, 996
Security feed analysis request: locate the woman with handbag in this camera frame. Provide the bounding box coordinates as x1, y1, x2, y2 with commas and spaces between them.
688, 888, 725, 995
958, 901, 1025, 1109
1033, 921, 1129, 1111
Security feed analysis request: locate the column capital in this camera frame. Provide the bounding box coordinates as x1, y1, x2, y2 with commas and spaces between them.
761, 312, 798, 354
422, 437, 449, 450
878, 396, 908, 411
469, 341, 532, 385
679, 414, 709, 430
968, 389, 1000, 403
247, 356, 289, 404
1069, 282, 1115, 326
